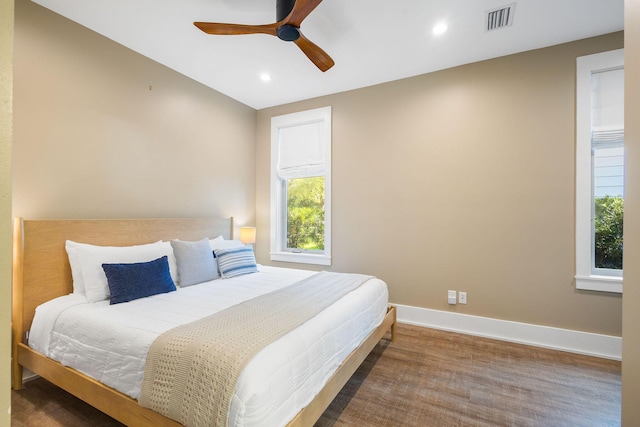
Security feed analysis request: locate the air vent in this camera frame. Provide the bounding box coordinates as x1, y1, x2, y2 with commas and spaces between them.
486, 3, 516, 31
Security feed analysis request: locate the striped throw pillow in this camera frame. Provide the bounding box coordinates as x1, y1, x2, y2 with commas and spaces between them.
214, 246, 258, 278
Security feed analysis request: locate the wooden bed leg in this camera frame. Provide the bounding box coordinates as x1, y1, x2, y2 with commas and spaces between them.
12, 360, 24, 390
388, 305, 397, 342
12, 217, 25, 390
12, 323, 24, 390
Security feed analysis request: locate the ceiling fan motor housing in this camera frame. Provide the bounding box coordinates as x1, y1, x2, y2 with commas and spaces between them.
277, 24, 300, 41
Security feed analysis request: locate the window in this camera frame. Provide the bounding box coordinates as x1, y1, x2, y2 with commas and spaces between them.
270, 107, 331, 265
576, 49, 624, 293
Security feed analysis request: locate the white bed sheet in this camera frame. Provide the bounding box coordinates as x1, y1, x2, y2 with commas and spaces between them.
29, 265, 389, 427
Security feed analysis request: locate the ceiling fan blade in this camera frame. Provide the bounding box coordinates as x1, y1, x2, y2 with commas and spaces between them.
194, 22, 278, 36
195, 1, 335, 71
294, 33, 334, 72
286, 0, 324, 27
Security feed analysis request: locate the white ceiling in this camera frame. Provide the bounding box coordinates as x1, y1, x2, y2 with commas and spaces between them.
32, 0, 623, 110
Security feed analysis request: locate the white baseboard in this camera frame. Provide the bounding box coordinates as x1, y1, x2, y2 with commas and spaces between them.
22, 368, 37, 382
395, 304, 622, 360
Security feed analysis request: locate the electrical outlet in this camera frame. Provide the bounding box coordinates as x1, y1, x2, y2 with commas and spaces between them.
448, 290, 457, 305
459, 291, 467, 304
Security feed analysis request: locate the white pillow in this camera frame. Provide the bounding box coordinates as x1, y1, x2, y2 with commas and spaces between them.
209, 238, 244, 250
209, 235, 224, 247
66, 240, 88, 295
160, 241, 179, 284
65, 240, 176, 303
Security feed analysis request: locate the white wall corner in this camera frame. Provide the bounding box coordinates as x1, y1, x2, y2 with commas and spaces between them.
395, 304, 622, 360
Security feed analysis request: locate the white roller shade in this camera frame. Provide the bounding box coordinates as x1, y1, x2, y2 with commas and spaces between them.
591, 67, 624, 141
277, 121, 325, 179
592, 127, 624, 146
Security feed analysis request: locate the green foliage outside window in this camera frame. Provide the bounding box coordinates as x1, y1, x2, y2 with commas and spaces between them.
594, 195, 623, 270
287, 177, 325, 250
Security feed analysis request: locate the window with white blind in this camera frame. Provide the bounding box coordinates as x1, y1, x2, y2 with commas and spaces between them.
576, 49, 624, 293
270, 107, 331, 265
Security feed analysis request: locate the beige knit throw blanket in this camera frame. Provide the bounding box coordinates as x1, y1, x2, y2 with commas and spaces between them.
139, 271, 372, 427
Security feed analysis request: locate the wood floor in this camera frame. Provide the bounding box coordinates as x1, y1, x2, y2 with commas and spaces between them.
11, 323, 621, 427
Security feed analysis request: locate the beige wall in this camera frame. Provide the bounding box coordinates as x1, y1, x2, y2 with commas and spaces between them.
1, 0, 13, 423
623, 0, 640, 424
13, 0, 257, 230
257, 33, 624, 336
10, 0, 638, 421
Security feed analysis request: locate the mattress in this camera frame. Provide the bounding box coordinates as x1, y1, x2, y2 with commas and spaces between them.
28, 265, 389, 427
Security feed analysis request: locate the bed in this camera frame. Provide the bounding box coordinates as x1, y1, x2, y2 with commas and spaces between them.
11, 217, 396, 426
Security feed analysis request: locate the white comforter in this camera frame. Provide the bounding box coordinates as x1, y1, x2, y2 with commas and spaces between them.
29, 266, 389, 427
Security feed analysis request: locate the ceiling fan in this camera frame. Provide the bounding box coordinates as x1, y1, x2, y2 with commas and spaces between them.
194, 0, 335, 72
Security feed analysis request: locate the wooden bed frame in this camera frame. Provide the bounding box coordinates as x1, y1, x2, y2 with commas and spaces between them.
11, 217, 397, 427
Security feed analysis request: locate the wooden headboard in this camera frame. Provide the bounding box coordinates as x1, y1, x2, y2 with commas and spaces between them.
11, 217, 233, 380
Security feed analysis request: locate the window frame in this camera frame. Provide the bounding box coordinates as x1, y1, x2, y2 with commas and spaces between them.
270, 106, 332, 266
575, 49, 624, 293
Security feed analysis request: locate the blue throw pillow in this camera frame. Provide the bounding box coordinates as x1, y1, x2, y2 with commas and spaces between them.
214, 246, 258, 278
102, 256, 176, 305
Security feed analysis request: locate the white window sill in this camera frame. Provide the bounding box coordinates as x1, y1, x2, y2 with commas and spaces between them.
575, 275, 623, 293
270, 251, 331, 266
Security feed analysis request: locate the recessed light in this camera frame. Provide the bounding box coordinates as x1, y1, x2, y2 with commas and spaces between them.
260, 73, 271, 82
432, 22, 448, 35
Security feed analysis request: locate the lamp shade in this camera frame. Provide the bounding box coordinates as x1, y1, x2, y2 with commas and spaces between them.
239, 227, 256, 244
